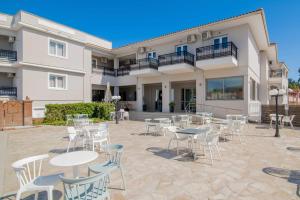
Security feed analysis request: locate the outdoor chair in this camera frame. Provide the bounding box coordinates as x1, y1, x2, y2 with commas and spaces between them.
65, 115, 73, 126
179, 115, 189, 128
60, 172, 110, 200
145, 119, 158, 135
167, 126, 191, 155
85, 123, 110, 152
159, 119, 172, 136
12, 154, 63, 200
269, 114, 283, 128
230, 120, 243, 143
123, 111, 130, 120
282, 115, 296, 129
88, 144, 126, 190
67, 127, 78, 152
202, 131, 221, 165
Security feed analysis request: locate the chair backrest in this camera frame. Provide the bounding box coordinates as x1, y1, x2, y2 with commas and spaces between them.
171, 116, 177, 123
104, 144, 124, 166
145, 119, 152, 124
232, 120, 242, 132
12, 154, 49, 188
60, 173, 109, 200
290, 115, 296, 121
226, 115, 233, 120
67, 127, 76, 134
206, 132, 219, 145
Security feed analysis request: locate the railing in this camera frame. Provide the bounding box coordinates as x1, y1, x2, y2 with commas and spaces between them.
119, 59, 136, 67
270, 70, 283, 78
0, 49, 17, 62
196, 42, 237, 61
116, 67, 131, 76
0, 87, 17, 96
92, 64, 115, 76
158, 51, 195, 66
131, 58, 159, 71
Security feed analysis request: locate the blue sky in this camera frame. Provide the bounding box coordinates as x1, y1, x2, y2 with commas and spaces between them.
1, 0, 299, 80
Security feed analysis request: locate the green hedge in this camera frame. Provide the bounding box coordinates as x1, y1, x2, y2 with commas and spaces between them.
44, 102, 114, 123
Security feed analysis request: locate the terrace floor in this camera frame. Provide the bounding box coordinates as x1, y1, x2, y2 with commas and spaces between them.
1, 121, 300, 200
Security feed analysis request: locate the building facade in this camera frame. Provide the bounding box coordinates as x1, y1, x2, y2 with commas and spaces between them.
0, 9, 288, 119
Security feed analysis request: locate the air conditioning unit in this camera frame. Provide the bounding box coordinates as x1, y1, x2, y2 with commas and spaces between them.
269, 60, 273, 65
201, 31, 212, 41
8, 36, 15, 43
187, 34, 197, 43
100, 57, 108, 63
138, 47, 146, 54
7, 73, 15, 78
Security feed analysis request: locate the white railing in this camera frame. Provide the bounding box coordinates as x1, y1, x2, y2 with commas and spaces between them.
248, 101, 261, 121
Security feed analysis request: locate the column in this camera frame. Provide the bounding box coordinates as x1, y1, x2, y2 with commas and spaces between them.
83, 49, 92, 102
114, 57, 119, 70
196, 71, 204, 112
136, 79, 144, 111
114, 86, 119, 96
162, 80, 170, 112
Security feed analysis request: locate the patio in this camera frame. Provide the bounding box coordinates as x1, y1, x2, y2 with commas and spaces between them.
1, 120, 300, 200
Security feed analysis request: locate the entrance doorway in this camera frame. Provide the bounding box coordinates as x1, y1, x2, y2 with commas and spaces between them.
143, 83, 162, 112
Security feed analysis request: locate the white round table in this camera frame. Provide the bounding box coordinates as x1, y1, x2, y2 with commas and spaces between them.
50, 151, 98, 177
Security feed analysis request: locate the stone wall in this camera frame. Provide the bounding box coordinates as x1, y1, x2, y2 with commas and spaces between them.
261, 105, 300, 127
0, 100, 32, 130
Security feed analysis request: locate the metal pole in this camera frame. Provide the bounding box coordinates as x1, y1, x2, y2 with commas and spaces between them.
275, 95, 280, 137
115, 101, 119, 124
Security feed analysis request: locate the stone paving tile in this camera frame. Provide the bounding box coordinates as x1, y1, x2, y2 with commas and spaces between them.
1, 121, 300, 200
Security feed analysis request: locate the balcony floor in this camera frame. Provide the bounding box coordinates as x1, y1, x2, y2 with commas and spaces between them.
196, 56, 238, 70
158, 63, 195, 74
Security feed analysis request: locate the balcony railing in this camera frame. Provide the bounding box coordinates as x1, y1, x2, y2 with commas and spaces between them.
119, 59, 137, 68
0, 49, 17, 62
0, 87, 17, 96
92, 64, 115, 76
270, 70, 283, 78
131, 58, 159, 71
196, 42, 237, 61
158, 51, 195, 66
116, 67, 131, 76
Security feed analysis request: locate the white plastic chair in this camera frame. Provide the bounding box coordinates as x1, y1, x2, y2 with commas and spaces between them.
145, 119, 158, 135
179, 115, 189, 128
230, 120, 243, 143
269, 114, 283, 128
119, 109, 125, 120
123, 111, 130, 120
159, 119, 172, 136
202, 131, 221, 165
12, 154, 63, 200
86, 123, 110, 152
66, 127, 78, 152
282, 115, 296, 129
167, 126, 191, 155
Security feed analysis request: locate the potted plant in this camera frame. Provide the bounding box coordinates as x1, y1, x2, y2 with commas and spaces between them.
169, 101, 175, 112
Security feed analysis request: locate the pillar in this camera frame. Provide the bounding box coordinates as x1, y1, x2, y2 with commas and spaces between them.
114, 86, 119, 96
162, 80, 170, 112
136, 79, 144, 111
196, 71, 204, 112
114, 57, 119, 70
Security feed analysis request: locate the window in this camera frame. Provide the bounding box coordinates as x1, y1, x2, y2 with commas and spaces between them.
48, 73, 67, 90
213, 36, 228, 49
147, 52, 156, 59
48, 38, 67, 58
206, 76, 243, 100
176, 45, 188, 56
92, 58, 98, 70
250, 78, 256, 100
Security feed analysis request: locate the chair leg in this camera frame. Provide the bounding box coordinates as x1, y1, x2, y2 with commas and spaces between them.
67, 141, 71, 152
47, 189, 53, 200
176, 140, 179, 155
290, 122, 294, 129
208, 145, 213, 165
92, 142, 95, 152
120, 167, 126, 190
215, 145, 221, 160
167, 138, 173, 151
16, 191, 22, 200
34, 191, 39, 200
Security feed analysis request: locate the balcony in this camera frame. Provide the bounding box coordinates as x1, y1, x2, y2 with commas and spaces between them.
158, 51, 195, 74
0, 49, 17, 63
195, 42, 238, 70
129, 58, 160, 77
92, 64, 115, 76
0, 87, 17, 97
116, 67, 131, 76
269, 69, 285, 84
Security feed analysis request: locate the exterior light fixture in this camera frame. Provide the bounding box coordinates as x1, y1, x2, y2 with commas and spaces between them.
269, 89, 286, 137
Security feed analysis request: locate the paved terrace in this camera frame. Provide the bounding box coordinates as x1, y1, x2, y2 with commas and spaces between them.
1, 121, 300, 200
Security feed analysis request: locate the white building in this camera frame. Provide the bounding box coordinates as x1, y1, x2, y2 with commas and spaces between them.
0, 9, 288, 119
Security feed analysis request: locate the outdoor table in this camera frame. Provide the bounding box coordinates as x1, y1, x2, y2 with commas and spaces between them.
153, 118, 169, 122
50, 151, 98, 178
177, 128, 208, 160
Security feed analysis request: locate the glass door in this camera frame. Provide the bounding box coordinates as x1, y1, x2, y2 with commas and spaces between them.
181, 88, 196, 112
155, 89, 162, 112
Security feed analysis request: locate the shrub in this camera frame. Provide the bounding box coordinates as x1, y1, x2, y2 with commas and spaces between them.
44, 102, 114, 123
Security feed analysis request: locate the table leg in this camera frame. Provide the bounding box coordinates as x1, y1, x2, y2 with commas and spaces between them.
73, 166, 79, 178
